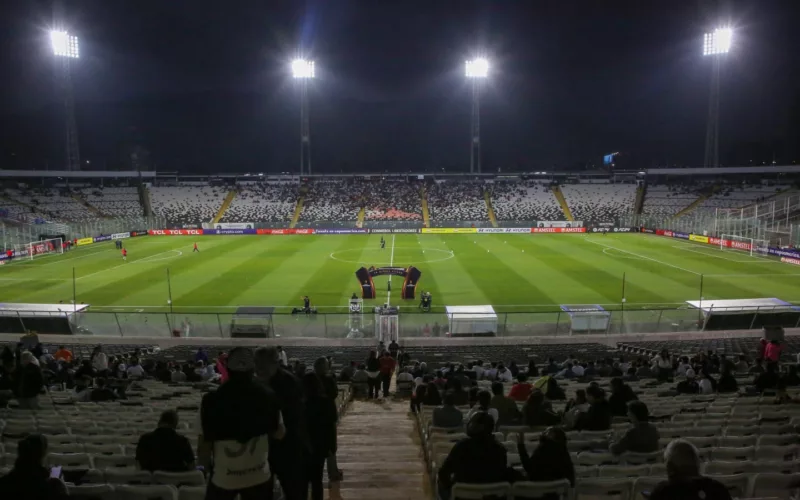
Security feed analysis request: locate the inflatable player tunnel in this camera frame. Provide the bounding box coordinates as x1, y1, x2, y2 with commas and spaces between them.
355, 266, 422, 300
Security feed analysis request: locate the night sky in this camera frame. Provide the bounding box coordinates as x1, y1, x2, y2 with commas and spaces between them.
1, 0, 798, 174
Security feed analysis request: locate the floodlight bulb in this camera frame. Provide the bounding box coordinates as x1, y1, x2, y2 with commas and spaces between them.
51, 30, 79, 58
465, 58, 489, 78
291, 58, 315, 78
703, 27, 732, 56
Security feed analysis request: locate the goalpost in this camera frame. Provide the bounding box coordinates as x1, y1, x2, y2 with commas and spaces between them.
16, 238, 64, 260
720, 234, 769, 257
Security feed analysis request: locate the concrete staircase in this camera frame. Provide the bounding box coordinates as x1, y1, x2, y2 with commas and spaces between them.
290, 196, 305, 229
211, 190, 237, 224
420, 187, 431, 228
551, 185, 575, 221
71, 193, 107, 218
138, 184, 152, 217
329, 398, 431, 500
483, 189, 498, 227
356, 207, 366, 228
634, 185, 646, 215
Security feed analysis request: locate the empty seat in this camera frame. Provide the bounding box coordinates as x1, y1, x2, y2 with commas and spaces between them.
510, 479, 571, 500
450, 482, 511, 499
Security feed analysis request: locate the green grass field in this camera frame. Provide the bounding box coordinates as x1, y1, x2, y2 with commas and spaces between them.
0, 233, 798, 314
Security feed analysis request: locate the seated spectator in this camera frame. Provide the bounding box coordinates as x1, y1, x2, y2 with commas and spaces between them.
433, 391, 465, 428
449, 378, 470, 406
171, 365, 187, 383
90, 346, 108, 374
90, 377, 117, 402
437, 412, 508, 500
574, 385, 612, 431
676, 370, 699, 394
508, 361, 520, 378
649, 439, 732, 500
468, 387, 480, 407
755, 362, 780, 392
396, 367, 414, 384
522, 389, 561, 428
608, 377, 638, 417
697, 369, 717, 394
583, 361, 597, 378
496, 363, 513, 383
636, 362, 654, 379
734, 355, 749, 373
516, 427, 575, 498
610, 401, 660, 454
489, 381, 520, 425
526, 360, 539, 377
508, 373, 533, 402
53, 345, 73, 364
352, 363, 368, 383
72, 376, 92, 402
465, 390, 499, 428
651, 349, 673, 381
717, 366, 738, 393
126, 357, 145, 379
556, 363, 576, 379
0, 434, 67, 499
572, 363, 585, 378
421, 382, 443, 407
136, 410, 195, 472
748, 358, 765, 375
339, 361, 356, 382
533, 375, 566, 401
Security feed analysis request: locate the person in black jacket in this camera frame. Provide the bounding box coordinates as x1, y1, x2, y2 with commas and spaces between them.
717, 366, 738, 393
755, 362, 780, 393
438, 411, 509, 500
608, 377, 638, 417
522, 389, 562, 428
302, 373, 338, 500
574, 385, 612, 431
421, 383, 442, 407
0, 434, 67, 500
516, 427, 575, 500
365, 351, 381, 399
15, 351, 43, 410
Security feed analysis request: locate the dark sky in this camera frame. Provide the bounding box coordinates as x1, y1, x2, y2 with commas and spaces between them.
1, 0, 799, 173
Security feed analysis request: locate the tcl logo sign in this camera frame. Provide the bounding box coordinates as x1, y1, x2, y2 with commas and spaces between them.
148, 229, 202, 236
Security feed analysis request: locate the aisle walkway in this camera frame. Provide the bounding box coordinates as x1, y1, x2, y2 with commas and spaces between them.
328, 396, 432, 500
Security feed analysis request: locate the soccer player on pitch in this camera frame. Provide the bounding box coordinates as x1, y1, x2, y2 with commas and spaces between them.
380, 238, 386, 250
122, 247, 127, 261
193, 242, 199, 252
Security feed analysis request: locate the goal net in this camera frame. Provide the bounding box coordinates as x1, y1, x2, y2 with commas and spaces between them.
17, 238, 64, 260
720, 234, 769, 257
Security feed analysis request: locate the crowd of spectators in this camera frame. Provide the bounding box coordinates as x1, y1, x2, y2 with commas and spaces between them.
360, 179, 423, 221
427, 180, 488, 221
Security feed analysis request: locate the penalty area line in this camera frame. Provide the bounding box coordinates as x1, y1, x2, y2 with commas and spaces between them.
584, 237, 702, 276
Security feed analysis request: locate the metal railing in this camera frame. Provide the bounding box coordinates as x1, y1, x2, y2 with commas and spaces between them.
5, 305, 797, 339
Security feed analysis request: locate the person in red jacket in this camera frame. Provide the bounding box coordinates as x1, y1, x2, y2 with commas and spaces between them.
5, 249, 12, 261
378, 352, 396, 398
508, 374, 533, 402
122, 248, 128, 262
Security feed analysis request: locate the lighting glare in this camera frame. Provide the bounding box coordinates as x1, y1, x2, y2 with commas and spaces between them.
51, 30, 79, 58
703, 27, 732, 56
465, 58, 489, 78
291, 59, 315, 79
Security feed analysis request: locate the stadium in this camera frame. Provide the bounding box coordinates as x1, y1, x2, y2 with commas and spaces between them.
2, 4, 800, 500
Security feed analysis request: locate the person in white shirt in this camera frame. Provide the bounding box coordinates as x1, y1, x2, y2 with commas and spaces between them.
496, 364, 512, 383
650, 349, 672, 381
396, 368, 414, 383
126, 358, 145, 379
697, 370, 715, 394
484, 363, 497, 380
276, 346, 289, 367
472, 361, 484, 380
465, 390, 500, 429
91, 346, 108, 373
675, 357, 692, 378
572, 363, 585, 377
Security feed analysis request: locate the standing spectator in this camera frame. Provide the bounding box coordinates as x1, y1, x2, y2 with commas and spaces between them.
516, 427, 575, 496
195, 348, 209, 365
313, 357, 343, 485
253, 347, 307, 500
388, 339, 399, 359
755, 362, 780, 393
136, 410, 195, 472
762, 338, 784, 363
437, 412, 508, 500
199, 347, 283, 500
15, 351, 43, 409
53, 346, 73, 364
365, 351, 381, 399
609, 401, 660, 454
608, 377, 637, 417
649, 440, 732, 500
433, 391, 465, 428
379, 351, 396, 398
508, 374, 533, 402
0, 434, 67, 499
216, 352, 229, 383
302, 373, 338, 500
90, 346, 108, 375
489, 382, 521, 425
277, 346, 289, 367
1, 345, 14, 366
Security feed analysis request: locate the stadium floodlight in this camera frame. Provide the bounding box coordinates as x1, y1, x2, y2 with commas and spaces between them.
703, 27, 732, 56
51, 30, 79, 58
465, 57, 488, 173
465, 58, 489, 78
291, 58, 315, 79
702, 27, 732, 168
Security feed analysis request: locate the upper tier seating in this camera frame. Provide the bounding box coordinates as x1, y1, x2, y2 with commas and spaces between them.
362, 180, 423, 221
0, 192, 50, 223
560, 183, 637, 222
491, 181, 564, 222
641, 184, 699, 218
6, 188, 94, 222
298, 180, 360, 223
428, 181, 488, 222
80, 187, 143, 218
220, 183, 297, 223
149, 185, 226, 226
694, 184, 793, 215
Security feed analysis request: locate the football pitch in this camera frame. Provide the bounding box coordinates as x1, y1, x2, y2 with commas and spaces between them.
0, 233, 798, 314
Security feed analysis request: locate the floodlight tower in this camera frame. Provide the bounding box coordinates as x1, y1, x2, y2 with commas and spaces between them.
465, 58, 488, 174
703, 27, 732, 168
51, 29, 81, 171
291, 58, 315, 176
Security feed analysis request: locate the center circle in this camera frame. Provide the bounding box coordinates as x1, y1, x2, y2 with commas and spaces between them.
329, 246, 454, 265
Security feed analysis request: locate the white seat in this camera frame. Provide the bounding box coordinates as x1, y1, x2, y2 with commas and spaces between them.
574, 478, 633, 500
510, 479, 571, 499
103, 468, 153, 485
756, 445, 798, 461
577, 452, 618, 466
114, 485, 179, 500
93, 454, 138, 469
153, 470, 206, 487
84, 444, 125, 456
750, 460, 800, 474
598, 465, 650, 478
712, 446, 756, 461
620, 451, 661, 465
47, 452, 93, 469
451, 482, 511, 499
178, 486, 206, 500
759, 435, 799, 447
705, 461, 751, 475
67, 484, 116, 499
706, 473, 752, 498
750, 472, 800, 498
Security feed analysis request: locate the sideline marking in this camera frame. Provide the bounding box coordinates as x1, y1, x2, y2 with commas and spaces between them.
602, 247, 647, 261
387, 234, 396, 305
